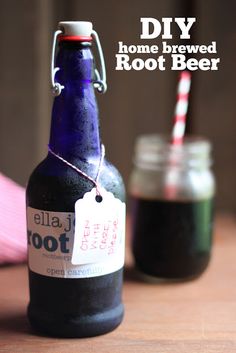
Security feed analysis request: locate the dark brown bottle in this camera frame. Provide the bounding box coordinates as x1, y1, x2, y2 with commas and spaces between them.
26, 21, 125, 337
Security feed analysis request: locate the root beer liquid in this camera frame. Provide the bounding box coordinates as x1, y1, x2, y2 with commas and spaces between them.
131, 197, 213, 279
129, 135, 215, 280
26, 22, 125, 337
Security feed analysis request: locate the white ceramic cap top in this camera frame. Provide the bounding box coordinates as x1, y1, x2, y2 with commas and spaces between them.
58, 21, 93, 36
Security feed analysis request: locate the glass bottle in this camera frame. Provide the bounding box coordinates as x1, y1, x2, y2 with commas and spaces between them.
26, 22, 125, 337
129, 134, 215, 280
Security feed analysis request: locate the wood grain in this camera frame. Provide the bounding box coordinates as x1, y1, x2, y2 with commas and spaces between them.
0, 215, 236, 353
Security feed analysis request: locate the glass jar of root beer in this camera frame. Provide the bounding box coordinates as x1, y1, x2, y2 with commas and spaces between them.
129, 134, 215, 280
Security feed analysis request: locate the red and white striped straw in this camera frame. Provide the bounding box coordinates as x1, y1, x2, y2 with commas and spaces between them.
172, 71, 191, 145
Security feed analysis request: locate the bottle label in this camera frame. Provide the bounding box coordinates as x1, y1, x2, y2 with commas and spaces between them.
27, 188, 125, 278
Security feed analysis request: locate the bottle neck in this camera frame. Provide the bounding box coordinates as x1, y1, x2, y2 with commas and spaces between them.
49, 41, 101, 162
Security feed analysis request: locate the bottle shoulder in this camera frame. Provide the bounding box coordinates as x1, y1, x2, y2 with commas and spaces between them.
100, 159, 126, 202
27, 155, 125, 211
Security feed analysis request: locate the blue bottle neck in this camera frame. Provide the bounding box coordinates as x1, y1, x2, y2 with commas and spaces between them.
49, 41, 101, 162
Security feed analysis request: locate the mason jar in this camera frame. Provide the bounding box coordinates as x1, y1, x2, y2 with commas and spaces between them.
129, 134, 215, 280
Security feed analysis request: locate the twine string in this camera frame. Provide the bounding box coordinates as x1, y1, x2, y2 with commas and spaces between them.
48, 144, 105, 196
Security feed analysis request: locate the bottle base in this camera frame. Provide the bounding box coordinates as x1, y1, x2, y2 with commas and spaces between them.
27, 303, 124, 338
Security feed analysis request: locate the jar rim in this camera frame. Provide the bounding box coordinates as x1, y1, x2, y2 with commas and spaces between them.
136, 134, 211, 152
134, 134, 212, 170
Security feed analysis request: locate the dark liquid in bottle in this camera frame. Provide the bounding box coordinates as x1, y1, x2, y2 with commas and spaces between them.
131, 197, 213, 279
27, 158, 125, 337
27, 37, 125, 338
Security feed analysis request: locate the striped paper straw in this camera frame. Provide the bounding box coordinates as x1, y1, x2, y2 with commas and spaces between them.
164, 71, 191, 199
172, 71, 191, 145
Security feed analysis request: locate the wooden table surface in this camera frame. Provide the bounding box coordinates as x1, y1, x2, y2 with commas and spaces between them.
0, 215, 236, 353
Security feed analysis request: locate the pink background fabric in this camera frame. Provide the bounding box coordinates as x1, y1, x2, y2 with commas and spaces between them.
0, 173, 27, 264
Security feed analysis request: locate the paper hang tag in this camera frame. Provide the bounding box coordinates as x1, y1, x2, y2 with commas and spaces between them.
71, 188, 126, 265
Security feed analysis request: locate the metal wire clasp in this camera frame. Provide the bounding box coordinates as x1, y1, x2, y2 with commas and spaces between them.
50, 28, 107, 96
92, 30, 107, 94
51, 30, 65, 96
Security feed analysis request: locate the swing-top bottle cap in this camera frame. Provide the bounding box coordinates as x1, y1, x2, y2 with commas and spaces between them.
53, 21, 107, 93
58, 21, 93, 41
